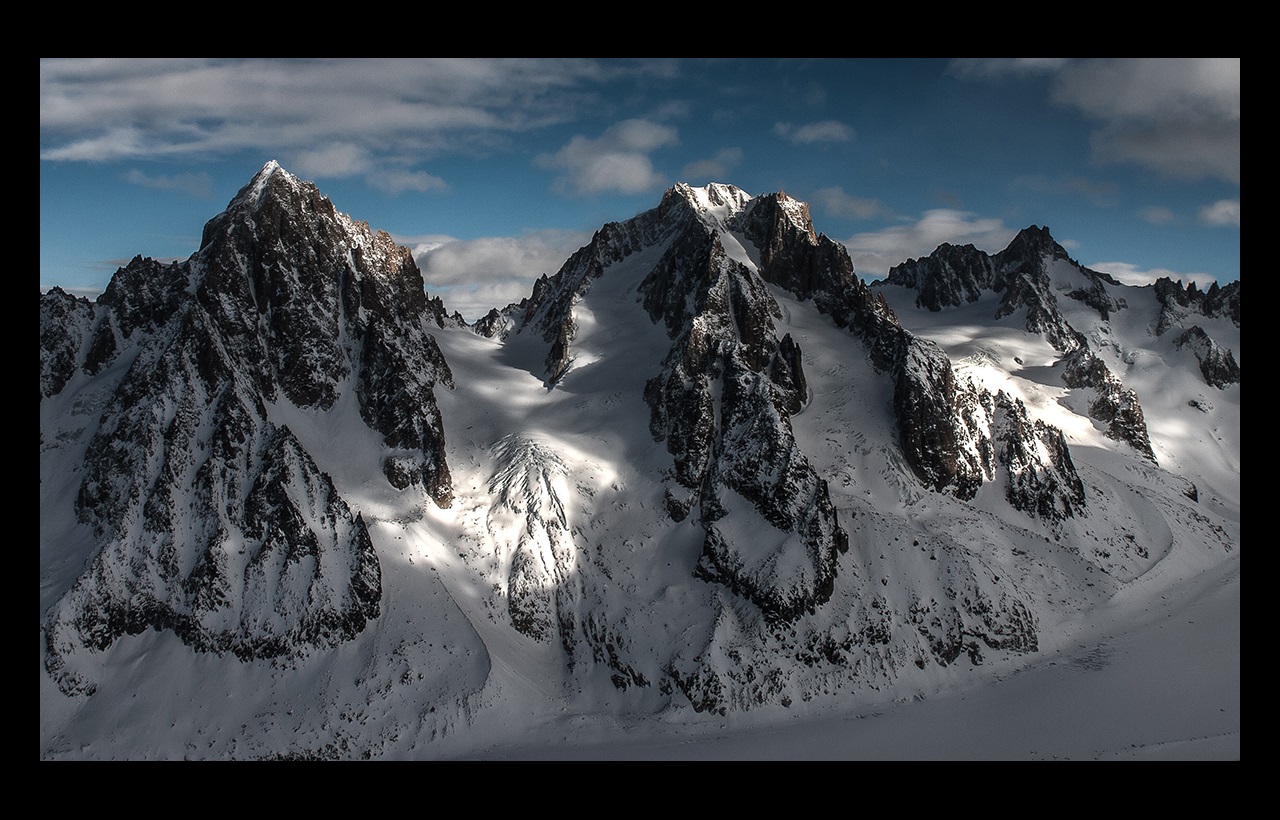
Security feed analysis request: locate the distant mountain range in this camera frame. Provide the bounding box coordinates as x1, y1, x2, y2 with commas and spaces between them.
39, 161, 1240, 759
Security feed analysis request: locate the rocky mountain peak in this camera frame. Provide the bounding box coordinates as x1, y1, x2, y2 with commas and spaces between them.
746, 190, 816, 239
231, 158, 296, 209
884, 241, 995, 312
998, 224, 1071, 267
1173, 325, 1241, 388
40, 162, 458, 695
668, 181, 754, 217
1154, 276, 1241, 332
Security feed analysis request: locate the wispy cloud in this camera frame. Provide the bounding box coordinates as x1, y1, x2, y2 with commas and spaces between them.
842, 209, 1016, 279
536, 119, 678, 195
1010, 173, 1119, 207
773, 120, 854, 145
124, 168, 213, 198
1137, 205, 1178, 225
809, 186, 896, 221
290, 143, 371, 178
39, 57, 665, 192
368, 167, 448, 195
679, 148, 743, 183
947, 58, 1071, 79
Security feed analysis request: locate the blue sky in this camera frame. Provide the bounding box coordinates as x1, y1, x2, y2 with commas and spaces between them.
40, 58, 1240, 321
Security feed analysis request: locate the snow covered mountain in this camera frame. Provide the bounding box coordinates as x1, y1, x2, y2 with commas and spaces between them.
39, 162, 1240, 759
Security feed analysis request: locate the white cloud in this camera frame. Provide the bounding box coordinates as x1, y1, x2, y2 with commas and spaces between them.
124, 168, 213, 198
412, 229, 593, 321
842, 209, 1016, 280
1088, 261, 1220, 289
1010, 174, 1118, 206
41, 125, 152, 162
288, 144, 447, 194
679, 148, 743, 183
367, 168, 448, 195
809, 186, 896, 221
537, 119, 678, 195
1198, 199, 1240, 227
39, 57, 670, 192
1137, 205, 1177, 225
38, 58, 635, 152
290, 143, 370, 178
773, 120, 854, 145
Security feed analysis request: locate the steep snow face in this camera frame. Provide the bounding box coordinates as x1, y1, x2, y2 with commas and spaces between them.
678, 181, 754, 221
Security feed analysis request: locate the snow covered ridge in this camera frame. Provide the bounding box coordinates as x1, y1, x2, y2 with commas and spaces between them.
40, 163, 1239, 759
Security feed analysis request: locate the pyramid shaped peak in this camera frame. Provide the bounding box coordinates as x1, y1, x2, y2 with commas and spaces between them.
1009, 224, 1059, 248
227, 159, 313, 212
198, 161, 345, 255
258, 158, 284, 176
999, 224, 1071, 263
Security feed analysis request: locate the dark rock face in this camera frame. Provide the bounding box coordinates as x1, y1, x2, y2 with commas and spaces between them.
886, 341, 1087, 520
885, 243, 995, 311
993, 393, 1087, 521
990, 227, 1086, 352
472, 307, 508, 339
40, 161, 454, 694
39, 287, 97, 398
194, 163, 455, 498
99, 256, 192, 340
1155, 277, 1241, 334
884, 225, 1122, 352
1062, 348, 1156, 460
909, 552, 1040, 668
640, 194, 848, 624
890, 335, 984, 497
1064, 269, 1124, 320
735, 192, 858, 318
1173, 326, 1241, 389
500, 184, 849, 626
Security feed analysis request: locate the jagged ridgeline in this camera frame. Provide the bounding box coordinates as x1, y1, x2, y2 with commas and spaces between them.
41, 163, 1238, 725
40, 162, 456, 694
882, 227, 1240, 459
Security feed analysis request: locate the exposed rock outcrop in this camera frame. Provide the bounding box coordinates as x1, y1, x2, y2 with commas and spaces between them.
1173, 325, 1241, 389
1154, 277, 1241, 334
